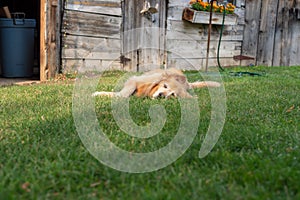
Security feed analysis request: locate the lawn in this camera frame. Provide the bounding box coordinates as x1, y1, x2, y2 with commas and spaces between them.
0, 66, 299, 199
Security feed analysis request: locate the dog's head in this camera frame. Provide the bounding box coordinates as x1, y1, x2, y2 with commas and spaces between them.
135, 70, 192, 98
150, 81, 177, 98
150, 75, 192, 98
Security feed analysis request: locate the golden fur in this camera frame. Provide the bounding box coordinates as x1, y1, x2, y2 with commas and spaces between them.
92, 68, 220, 98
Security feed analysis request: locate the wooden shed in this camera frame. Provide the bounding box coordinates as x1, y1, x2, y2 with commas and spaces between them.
1, 0, 299, 81
61, 0, 245, 73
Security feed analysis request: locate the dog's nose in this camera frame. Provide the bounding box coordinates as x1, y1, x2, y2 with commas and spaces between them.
168, 92, 176, 98
158, 92, 164, 97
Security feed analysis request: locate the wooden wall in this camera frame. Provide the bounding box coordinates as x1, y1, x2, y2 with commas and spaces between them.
166, 0, 246, 70
61, 0, 122, 73
61, 0, 246, 73
242, 0, 300, 67
60, 0, 300, 74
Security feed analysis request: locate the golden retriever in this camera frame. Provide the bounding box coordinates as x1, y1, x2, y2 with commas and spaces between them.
92, 68, 220, 98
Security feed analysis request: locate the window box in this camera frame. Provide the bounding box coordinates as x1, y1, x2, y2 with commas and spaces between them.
182, 7, 238, 25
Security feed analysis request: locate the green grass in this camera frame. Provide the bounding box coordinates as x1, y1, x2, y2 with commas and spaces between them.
0, 66, 299, 199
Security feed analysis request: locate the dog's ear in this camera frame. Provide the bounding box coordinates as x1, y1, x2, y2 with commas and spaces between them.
174, 75, 187, 84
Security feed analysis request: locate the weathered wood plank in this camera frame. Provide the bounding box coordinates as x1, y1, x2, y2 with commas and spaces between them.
241, 0, 262, 66
167, 21, 244, 41
167, 57, 240, 70
65, 0, 122, 16
63, 50, 120, 60
256, 0, 279, 66
234, 0, 246, 25
158, 0, 167, 68
280, 1, 292, 66
62, 35, 120, 59
139, 0, 167, 70
48, 2, 61, 77
272, 0, 285, 66
280, 0, 300, 66
168, 0, 189, 8
168, 50, 241, 59
122, 0, 167, 71
168, 49, 241, 59
61, 59, 122, 73
62, 10, 121, 38
138, 1, 160, 71
287, 21, 300, 66
167, 6, 183, 21
272, 0, 300, 66
122, 0, 142, 71
167, 40, 241, 58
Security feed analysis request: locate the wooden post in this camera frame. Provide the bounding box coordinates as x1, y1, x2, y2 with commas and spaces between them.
205, 0, 214, 72
40, 0, 47, 81
2, 6, 11, 18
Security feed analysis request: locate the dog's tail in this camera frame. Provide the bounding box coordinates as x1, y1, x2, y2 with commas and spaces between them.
189, 81, 221, 89
92, 91, 116, 97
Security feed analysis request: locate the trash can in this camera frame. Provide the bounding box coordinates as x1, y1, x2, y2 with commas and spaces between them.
0, 16, 36, 78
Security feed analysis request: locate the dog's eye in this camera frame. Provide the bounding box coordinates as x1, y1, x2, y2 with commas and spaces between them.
163, 84, 168, 88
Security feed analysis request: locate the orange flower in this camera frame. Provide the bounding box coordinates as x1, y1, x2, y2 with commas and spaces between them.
200, 2, 207, 7
190, 0, 235, 13
189, 0, 197, 5
226, 3, 236, 9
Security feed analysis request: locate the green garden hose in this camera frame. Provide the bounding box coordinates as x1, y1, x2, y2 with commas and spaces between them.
217, 5, 226, 72
216, 4, 264, 77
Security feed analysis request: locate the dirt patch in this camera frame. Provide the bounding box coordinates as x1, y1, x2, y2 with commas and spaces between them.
0, 77, 41, 87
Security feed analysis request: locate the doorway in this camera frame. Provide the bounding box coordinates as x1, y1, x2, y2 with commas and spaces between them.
0, 0, 40, 80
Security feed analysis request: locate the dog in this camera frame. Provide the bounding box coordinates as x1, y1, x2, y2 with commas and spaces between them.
92, 68, 221, 98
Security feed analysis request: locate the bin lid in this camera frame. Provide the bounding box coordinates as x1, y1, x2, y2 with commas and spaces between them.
0, 18, 36, 28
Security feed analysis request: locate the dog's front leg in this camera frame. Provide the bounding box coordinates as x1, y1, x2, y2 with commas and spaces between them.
116, 77, 138, 97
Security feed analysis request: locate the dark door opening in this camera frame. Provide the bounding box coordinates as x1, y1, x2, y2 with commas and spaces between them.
0, 0, 40, 80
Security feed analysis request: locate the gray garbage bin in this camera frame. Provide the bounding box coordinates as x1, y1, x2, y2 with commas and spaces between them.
0, 17, 36, 78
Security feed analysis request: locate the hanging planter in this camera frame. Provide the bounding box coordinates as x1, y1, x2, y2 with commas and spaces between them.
182, 1, 238, 25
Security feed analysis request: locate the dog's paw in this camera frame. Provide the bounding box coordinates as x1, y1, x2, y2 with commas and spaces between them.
190, 81, 221, 88
92, 91, 114, 97
92, 92, 101, 97
204, 81, 221, 87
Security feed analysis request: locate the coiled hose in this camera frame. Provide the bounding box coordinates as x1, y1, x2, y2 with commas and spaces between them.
216, 5, 264, 76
